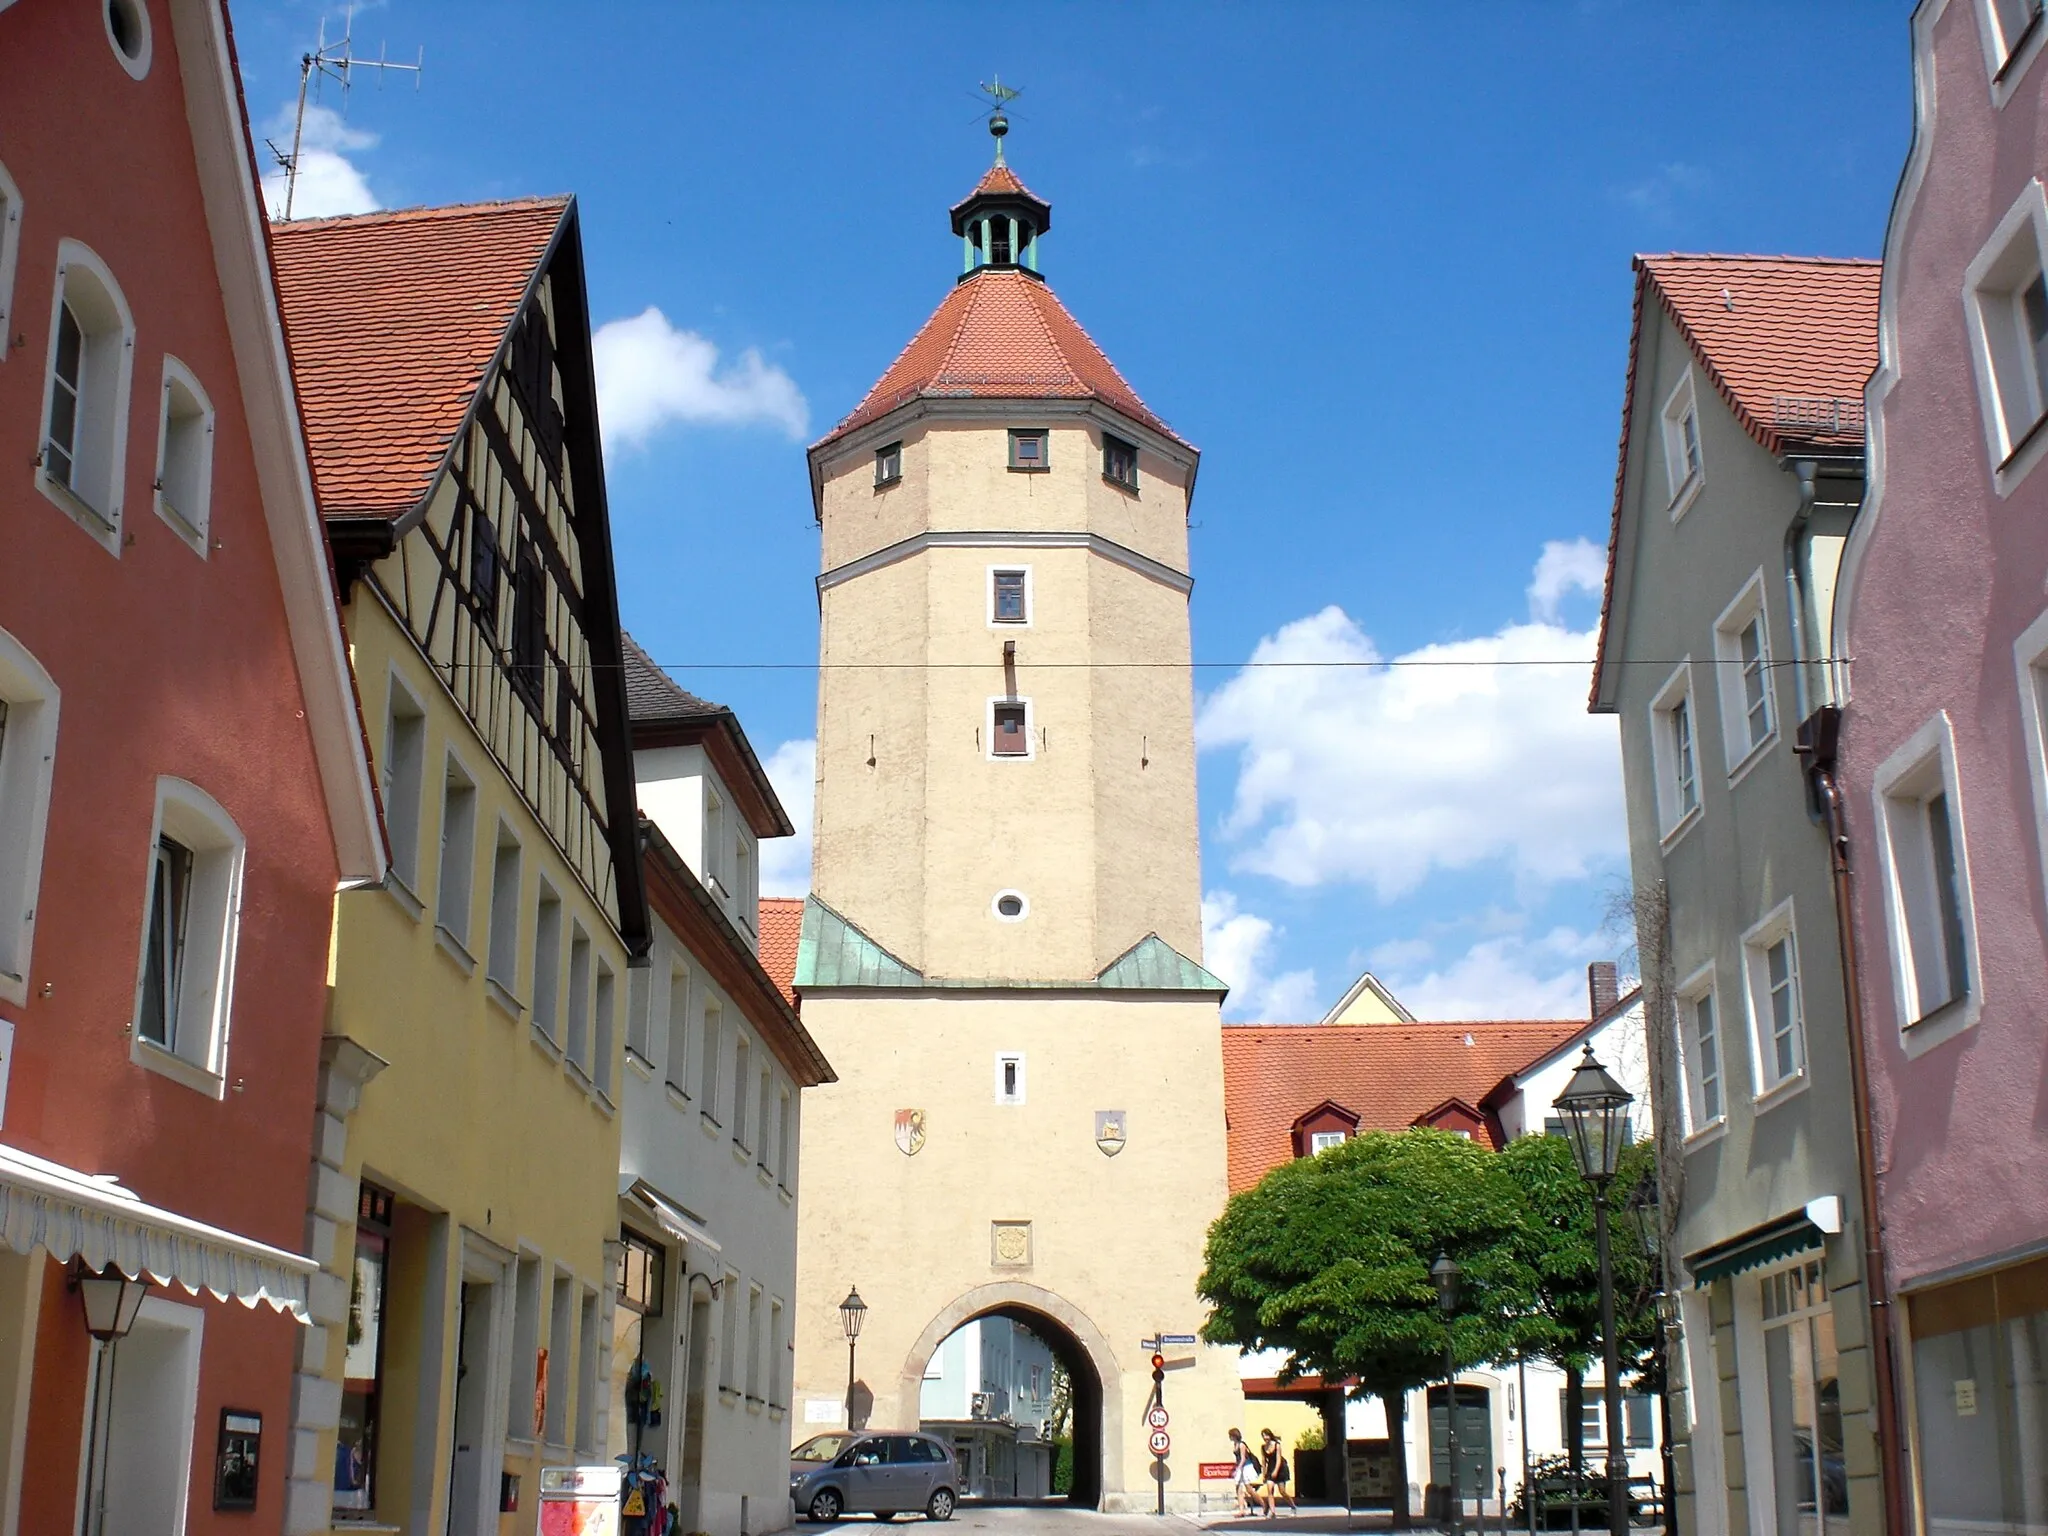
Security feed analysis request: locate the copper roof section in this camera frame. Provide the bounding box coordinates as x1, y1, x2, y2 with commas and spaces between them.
1591, 254, 1880, 708
270, 197, 568, 518
1221, 1020, 1586, 1194
811, 266, 1190, 454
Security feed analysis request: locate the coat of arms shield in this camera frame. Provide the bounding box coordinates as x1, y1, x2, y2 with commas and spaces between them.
894, 1108, 926, 1156
1095, 1110, 1127, 1156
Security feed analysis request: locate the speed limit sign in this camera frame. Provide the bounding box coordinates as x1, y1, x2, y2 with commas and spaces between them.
1149, 1429, 1171, 1457
1146, 1405, 1169, 1430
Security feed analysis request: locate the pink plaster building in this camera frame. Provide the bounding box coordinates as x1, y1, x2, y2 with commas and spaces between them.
1834, 0, 2048, 1527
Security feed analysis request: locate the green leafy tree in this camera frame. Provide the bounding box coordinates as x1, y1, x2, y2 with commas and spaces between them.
1496, 1133, 1658, 1479
1198, 1130, 1540, 1528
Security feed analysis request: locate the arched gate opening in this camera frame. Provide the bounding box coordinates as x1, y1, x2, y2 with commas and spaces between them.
900, 1285, 1116, 1510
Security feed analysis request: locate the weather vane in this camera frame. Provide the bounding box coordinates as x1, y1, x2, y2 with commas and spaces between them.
976, 77, 1022, 164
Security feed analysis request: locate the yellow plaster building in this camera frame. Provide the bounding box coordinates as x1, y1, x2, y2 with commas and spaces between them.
788, 144, 1245, 1512
271, 199, 649, 1536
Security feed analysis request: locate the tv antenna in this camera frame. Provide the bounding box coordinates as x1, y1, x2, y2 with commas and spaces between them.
975, 77, 1022, 163
266, 7, 422, 221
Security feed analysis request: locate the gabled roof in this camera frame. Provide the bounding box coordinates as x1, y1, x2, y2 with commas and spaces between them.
789, 897, 1222, 993
809, 266, 1190, 457
270, 197, 569, 519
1221, 1019, 1586, 1193
758, 897, 804, 1006
621, 633, 793, 839
1591, 254, 1880, 709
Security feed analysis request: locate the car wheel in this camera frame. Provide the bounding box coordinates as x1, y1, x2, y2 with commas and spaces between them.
926, 1489, 955, 1521
809, 1489, 844, 1523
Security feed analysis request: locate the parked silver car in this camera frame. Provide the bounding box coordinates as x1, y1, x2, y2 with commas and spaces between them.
791, 1432, 958, 1523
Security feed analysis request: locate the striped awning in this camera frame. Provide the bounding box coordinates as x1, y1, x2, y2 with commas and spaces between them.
1686, 1210, 1829, 1288
0, 1144, 314, 1318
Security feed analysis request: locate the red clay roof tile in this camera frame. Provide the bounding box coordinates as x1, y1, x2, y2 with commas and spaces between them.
758, 897, 804, 1006
813, 267, 1189, 452
1221, 1019, 1586, 1194
270, 197, 568, 518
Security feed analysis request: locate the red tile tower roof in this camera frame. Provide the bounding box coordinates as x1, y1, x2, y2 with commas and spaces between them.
1591, 254, 1880, 708
758, 897, 804, 1006
270, 197, 569, 518
1221, 1019, 1587, 1193
948, 163, 1051, 231
813, 267, 1187, 452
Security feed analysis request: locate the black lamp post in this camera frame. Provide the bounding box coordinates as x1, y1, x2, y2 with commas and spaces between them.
839, 1286, 867, 1430
73, 1262, 150, 1536
1432, 1252, 1462, 1536
1553, 1046, 1635, 1536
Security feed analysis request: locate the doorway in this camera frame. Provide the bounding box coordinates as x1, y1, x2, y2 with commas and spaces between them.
1427, 1384, 1494, 1500
914, 1305, 1103, 1507
675, 1286, 713, 1531
86, 1295, 202, 1536
446, 1274, 502, 1536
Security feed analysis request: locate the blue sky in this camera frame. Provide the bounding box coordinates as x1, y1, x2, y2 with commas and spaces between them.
230, 1, 1913, 1021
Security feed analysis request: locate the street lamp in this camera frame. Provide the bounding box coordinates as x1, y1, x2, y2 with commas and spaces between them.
73, 1262, 150, 1536
1626, 1174, 1678, 1536
839, 1287, 867, 1430
1554, 1045, 1635, 1536
1432, 1253, 1462, 1536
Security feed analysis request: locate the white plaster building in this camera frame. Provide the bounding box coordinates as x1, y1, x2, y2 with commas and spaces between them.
919, 1317, 1060, 1498
612, 638, 835, 1536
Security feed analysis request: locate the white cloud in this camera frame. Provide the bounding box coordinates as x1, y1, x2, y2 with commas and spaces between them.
262, 103, 380, 221
593, 308, 809, 448
1371, 925, 1609, 1022
1197, 544, 1626, 900
1611, 161, 1710, 224
1526, 536, 1606, 623
758, 739, 815, 898
1202, 891, 1319, 1022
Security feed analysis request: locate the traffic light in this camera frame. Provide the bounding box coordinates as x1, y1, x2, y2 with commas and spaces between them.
1151, 1353, 1165, 1384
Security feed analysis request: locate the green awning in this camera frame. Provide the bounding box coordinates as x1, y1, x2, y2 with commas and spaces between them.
1686, 1212, 1827, 1288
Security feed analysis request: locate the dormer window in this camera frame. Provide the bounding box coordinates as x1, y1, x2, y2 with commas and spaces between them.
1290, 1100, 1361, 1158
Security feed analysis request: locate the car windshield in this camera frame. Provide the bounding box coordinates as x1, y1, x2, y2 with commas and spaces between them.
792, 1434, 855, 1463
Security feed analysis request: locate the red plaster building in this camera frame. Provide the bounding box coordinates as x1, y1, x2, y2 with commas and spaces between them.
0, 1, 381, 1528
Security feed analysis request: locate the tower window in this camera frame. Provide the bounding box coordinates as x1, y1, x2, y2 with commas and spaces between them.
991, 702, 1030, 758
1008, 429, 1049, 472
995, 1052, 1026, 1105
992, 890, 1029, 922
1103, 433, 1139, 491
875, 441, 902, 487
991, 569, 1028, 625
990, 219, 1013, 265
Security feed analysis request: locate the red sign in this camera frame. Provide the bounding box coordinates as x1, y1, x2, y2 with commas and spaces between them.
1146, 1405, 1170, 1430
1149, 1429, 1172, 1457
1199, 1462, 1238, 1482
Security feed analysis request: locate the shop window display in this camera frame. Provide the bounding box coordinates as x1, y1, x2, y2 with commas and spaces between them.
335, 1183, 394, 1511
1760, 1259, 1847, 1535
1909, 1254, 2048, 1535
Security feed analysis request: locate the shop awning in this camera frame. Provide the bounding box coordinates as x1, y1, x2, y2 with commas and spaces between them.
1686, 1208, 1831, 1288
620, 1176, 721, 1256
0, 1144, 314, 1318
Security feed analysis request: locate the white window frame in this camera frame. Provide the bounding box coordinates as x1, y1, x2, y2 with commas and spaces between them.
593, 959, 616, 1102
988, 565, 1033, 628
663, 961, 691, 1096
732, 1031, 752, 1150
381, 671, 428, 905
532, 879, 563, 1048
1740, 899, 1807, 1105
0, 626, 60, 1007
994, 1051, 1026, 1105
565, 923, 593, 1080
1661, 371, 1705, 519
1713, 573, 1779, 778
987, 696, 1035, 762
1648, 660, 1703, 844
103, 0, 152, 79
434, 751, 478, 961
1309, 1130, 1346, 1155
1675, 961, 1726, 1142
1871, 711, 1983, 1054
2014, 606, 2048, 939
131, 777, 245, 1098
1976, 0, 2048, 103
0, 158, 21, 363
485, 822, 522, 998
1964, 181, 2048, 491
38, 241, 136, 553
151, 356, 214, 554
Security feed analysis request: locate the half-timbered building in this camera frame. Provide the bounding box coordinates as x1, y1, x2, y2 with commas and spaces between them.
271, 197, 648, 1535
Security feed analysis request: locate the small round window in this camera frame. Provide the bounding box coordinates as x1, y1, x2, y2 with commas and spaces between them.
992, 891, 1029, 922
106, 0, 152, 78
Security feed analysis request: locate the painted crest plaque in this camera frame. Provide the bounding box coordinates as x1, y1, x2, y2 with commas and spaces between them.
1095, 1110, 1127, 1156
894, 1108, 926, 1157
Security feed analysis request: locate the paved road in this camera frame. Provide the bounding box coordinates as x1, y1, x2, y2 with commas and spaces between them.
798, 1503, 1459, 1536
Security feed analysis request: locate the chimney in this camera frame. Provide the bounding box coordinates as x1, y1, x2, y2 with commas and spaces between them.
1588, 961, 1619, 1021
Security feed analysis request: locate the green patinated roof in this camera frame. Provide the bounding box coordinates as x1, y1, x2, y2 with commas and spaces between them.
793, 897, 1227, 994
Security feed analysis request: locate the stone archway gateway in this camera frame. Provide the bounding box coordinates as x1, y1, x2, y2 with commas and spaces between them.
900, 1283, 1121, 1507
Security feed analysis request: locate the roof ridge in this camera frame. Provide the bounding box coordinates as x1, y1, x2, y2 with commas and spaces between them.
933, 271, 1023, 383
1638, 251, 1880, 267
272, 194, 572, 233
1007, 278, 1084, 390
1223, 1017, 1584, 1033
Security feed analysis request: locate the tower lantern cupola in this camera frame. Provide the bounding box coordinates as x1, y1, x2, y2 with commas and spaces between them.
949, 113, 1051, 281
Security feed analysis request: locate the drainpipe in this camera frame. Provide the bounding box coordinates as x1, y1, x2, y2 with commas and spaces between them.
1786, 449, 1908, 1536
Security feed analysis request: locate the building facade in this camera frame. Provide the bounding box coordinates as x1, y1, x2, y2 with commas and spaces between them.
0, 0, 383, 1529
1592, 254, 1882, 1536
271, 197, 649, 1534
1834, 1, 2048, 1527
617, 641, 834, 1536
919, 1316, 1060, 1500
786, 139, 1246, 1512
